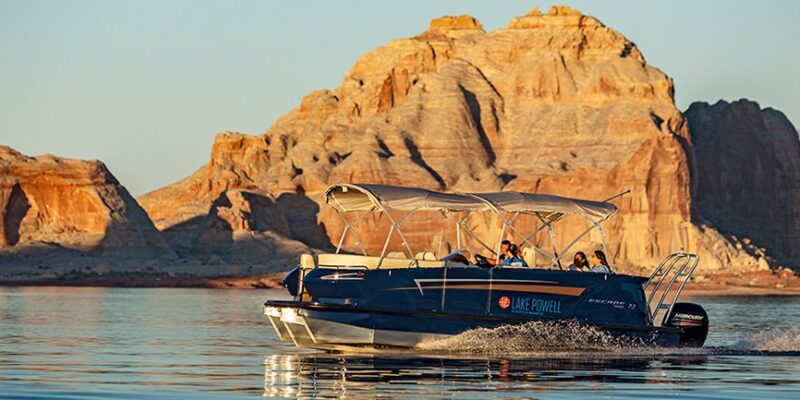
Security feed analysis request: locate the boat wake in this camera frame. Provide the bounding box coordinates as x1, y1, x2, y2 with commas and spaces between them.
416, 320, 643, 355
415, 322, 800, 356
730, 325, 800, 352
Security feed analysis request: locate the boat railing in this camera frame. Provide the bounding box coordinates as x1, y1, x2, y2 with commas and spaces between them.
643, 252, 700, 326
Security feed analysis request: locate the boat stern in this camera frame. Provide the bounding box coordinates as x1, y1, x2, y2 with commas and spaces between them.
264, 304, 317, 347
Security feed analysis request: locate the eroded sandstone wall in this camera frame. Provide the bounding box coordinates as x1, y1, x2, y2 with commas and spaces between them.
0, 146, 176, 264
686, 100, 800, 268
138, 6, 764, 272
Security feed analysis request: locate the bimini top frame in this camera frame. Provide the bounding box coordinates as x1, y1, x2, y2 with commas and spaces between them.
324, 183, 616, 219
323, 183, 620, 269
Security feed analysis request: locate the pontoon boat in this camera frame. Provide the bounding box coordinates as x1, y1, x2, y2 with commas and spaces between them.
264, 184, 709, 350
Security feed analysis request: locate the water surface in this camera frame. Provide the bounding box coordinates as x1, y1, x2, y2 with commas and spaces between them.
1, 287, 798, 399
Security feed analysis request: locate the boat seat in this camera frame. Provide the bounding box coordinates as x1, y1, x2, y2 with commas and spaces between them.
316, 253, 444, 269
521, 247, 535, 268
299, 253, 316, 269
386, 251, 406, 259
414, 251, 437, 261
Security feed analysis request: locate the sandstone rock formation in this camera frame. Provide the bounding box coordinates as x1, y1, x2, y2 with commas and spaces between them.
160, 188, 316, 267
139, 6, 768, 272
136, 133, 319, 267
0, 146, 176, 267
686, 99, 800, 268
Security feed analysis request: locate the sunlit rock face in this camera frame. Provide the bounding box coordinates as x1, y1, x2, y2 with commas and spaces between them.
139, 6, 766, 272
0, 146, 175, 262
686, 99, 800, 269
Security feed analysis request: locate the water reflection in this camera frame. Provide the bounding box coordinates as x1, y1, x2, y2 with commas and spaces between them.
263, 353, 717, 398
2, 288, 798, 399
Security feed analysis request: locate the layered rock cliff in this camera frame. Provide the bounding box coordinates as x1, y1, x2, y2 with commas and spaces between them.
0, 143, 313, 275
0, 146, 176, 267
139, 6, 765, 272
686, 100, 800, 268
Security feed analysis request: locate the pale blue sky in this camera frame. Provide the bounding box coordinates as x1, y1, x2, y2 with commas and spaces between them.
1, 1, 798, 196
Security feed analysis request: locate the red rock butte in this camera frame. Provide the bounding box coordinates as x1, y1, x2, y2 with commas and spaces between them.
2, 6, 798, 275
136, 6, 796, 272
0, 146, 175, 264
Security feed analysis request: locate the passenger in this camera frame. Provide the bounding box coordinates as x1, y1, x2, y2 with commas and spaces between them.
481, 240, 511, 266
501, 244, 529, 267
568, 251, 590, 271
589, 250, 613, 273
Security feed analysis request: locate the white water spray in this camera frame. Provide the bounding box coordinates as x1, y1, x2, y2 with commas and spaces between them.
415, 321, 800, 356
417, 320, 643, 354
733, 325, 800, 352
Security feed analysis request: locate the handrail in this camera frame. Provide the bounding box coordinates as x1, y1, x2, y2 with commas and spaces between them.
643, 252, 700, 326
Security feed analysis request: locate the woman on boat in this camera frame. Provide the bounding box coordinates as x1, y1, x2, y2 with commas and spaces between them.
501, 244, 529, 267
589, 250, 612, 273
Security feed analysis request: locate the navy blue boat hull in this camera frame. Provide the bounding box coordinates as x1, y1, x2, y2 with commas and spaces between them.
265, 266, 693, 349
265, 299, 682, 348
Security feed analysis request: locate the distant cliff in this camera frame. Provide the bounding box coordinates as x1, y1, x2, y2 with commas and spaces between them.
0, 146, 176, 268
0, 145, 312, 277
138, 6, 765, 272
686, 99, 800, 268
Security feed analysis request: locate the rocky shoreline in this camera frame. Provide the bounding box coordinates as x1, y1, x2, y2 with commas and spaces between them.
0, 273, 285, 289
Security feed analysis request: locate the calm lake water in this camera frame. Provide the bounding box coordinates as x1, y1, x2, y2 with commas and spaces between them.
1, 287, 799, 399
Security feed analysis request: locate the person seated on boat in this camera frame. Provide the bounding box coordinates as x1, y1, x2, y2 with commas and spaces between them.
568, 251, 590, 271
475, 240, 510, 267
589, 250, 613, 273
501, 244, 529, 267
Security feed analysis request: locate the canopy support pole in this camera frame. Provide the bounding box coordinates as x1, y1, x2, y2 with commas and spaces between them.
332, 194, 351, 254
333, 209, 369, 256
495, 221, 507, 261
547, 225, 563, 270
469, 191, 557, 262
458, 219, 496, 256
397, 209, 419, 226
456, 212, 469, 250
554, 218, 608, 265
335, 225, 348, 254
521, 222, 551, 247
598, 224, 614, 270
383, 209, 415, 261
435, 228, 445, 258
375, 212, 392, 267
377, 225, 394, 268
502, 218, 555, 261
534, 214, 562, 270
456, 221, 462, 250
378, 207, 419, 265
463, 193, 508, 260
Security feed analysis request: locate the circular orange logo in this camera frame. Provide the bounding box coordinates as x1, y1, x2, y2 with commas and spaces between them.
498, 296, 511, 309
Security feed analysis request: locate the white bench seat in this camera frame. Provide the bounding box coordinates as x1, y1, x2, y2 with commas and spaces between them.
313, 253, 444, 269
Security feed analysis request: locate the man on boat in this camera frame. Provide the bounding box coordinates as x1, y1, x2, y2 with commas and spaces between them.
482, 240, 511, 266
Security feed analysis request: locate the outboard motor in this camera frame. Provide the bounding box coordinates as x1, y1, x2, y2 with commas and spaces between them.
666, 302, 709, 347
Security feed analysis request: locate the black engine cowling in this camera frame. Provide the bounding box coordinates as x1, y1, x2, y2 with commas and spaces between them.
666, 302, 709, 347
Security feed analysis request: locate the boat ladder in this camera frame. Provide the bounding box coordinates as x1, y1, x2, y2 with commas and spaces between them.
643, 252, 700, 326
